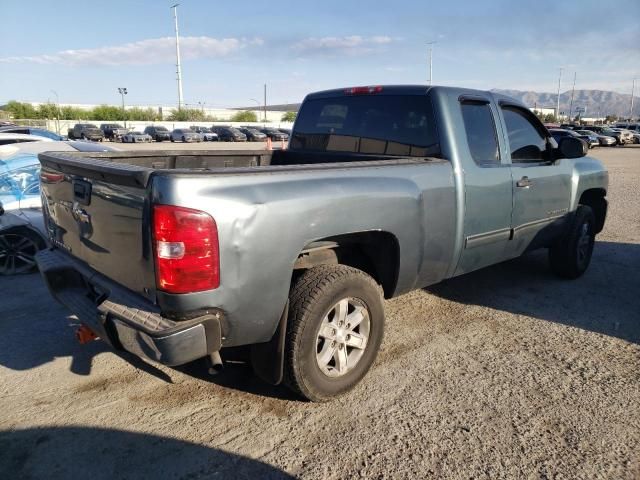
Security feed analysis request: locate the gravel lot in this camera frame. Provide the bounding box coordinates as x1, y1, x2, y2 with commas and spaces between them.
1, 146, 638, 479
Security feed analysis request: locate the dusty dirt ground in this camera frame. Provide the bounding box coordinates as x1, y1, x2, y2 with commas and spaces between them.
1, 146, 639, 479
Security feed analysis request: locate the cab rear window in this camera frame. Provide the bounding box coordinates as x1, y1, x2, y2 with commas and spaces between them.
291, 95, 440, 157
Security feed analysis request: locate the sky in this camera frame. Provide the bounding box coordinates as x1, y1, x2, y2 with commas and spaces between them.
0, 0, 638, 109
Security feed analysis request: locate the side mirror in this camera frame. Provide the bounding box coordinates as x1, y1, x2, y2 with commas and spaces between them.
558, 137, 587, 159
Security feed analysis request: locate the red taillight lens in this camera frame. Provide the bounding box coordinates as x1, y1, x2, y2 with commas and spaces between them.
344, 86, 383, 95
152, 205, 219, 294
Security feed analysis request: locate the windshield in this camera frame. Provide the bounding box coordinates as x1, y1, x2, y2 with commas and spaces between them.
292, 94, 440, 156
156, 126, 168, 131
0, 155, 41, 209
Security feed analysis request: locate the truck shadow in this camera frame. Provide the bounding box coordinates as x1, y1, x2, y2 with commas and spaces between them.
425, 240, 640, 345
0, 426, 294, 479
174, 347, 301, 402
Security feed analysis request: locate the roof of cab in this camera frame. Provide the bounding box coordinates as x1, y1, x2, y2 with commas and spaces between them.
304, 84, 525, 109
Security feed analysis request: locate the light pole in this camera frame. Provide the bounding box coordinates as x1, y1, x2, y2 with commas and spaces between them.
556, 67, 563, 122
50, 89, 61, 134
263, 84, 267, 123
118, 87, 128, 127
426, 41, 436, 86
629, 77, 637, 121
171, 4, 184, 110
568, 71, 576, 122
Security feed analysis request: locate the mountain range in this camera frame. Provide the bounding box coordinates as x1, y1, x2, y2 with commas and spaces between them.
492, 89, 638, 118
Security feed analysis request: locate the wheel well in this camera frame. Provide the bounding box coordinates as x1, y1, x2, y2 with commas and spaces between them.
1, 226, 47, 248
294, 231, 400, 298
579, 188, 607, 233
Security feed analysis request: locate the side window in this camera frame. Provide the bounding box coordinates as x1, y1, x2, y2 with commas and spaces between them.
460, 101, 500, 166
501, 107, 548, 163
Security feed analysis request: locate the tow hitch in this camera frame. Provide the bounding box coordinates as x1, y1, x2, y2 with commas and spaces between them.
75, 324, 98, 344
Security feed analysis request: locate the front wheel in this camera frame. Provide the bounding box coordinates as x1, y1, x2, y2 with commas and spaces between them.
284, 265, 384, 402
549, 205, 595, 279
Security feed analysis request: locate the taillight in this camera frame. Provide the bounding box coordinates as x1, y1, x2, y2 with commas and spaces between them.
344, 86, 383, 95
152, 205, 219, 294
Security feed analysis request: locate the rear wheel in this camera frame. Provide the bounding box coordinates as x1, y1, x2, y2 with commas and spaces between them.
284, 265, 384, 402
549, 205, 595, 279
0, 230, 44, 275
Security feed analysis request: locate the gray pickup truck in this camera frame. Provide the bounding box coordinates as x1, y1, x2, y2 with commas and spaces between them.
36, 85, 608, 401
67, 123, 104, 142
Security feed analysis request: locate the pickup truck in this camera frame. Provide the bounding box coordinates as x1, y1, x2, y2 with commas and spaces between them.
67, 123, 104, 142
36, 85, 608, 402
100, 123, 128, 142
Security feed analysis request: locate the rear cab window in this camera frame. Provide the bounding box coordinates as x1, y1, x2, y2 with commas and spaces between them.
291, 93, 440, 157
460, 101, 500, 166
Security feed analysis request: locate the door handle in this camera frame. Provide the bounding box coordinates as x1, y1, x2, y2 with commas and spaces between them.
516, 176, 533, 188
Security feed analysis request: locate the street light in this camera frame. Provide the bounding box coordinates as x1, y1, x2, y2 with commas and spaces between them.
629, 77, 637, 121
118, 87, 128, 127
50, 89, 61, 134
426, 41, 436, 86
556, 67, 563, 122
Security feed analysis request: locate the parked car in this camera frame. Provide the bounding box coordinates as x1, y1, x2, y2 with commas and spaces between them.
0, 133, 54, 146
211, 126, 247, 142
604, 128, 632, 145
581, 125, 606, 134
260, 127, 288, 141
170, 128, 201, 143
121, 131, 153, 143
238, 127, 267, 141
549, 129, 595, 149
144, 125, 171, 142
67, 123, 104, 141
36, 85, 607, 402
575, 130, 616, 147
190, 126, 219, 142
0, 140, 117, 275
100, 123, 128, 142
278, 128, 292, 136
0, 126, 64, 140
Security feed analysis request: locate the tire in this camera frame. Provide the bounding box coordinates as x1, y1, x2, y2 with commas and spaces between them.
182, 136, 186, 142
549, 205, 596, 279
0, 229, 45, 275
81, 134, 86, 140
171, 138, 175, 142
284, 265, 384, 402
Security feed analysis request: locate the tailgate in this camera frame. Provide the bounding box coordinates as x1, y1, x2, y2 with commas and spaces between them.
38, 152, 156, 300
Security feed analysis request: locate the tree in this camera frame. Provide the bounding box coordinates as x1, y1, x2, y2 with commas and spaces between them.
4, 101, 37, 119
91, 105, 125, 121
543, 113, 557, 123
604, 114, 618, 123
126, 107, 160, 121
281, 111, 297, 122
231, 111, 258, 122
36, 102, 59, 119
167, 108, 209, 122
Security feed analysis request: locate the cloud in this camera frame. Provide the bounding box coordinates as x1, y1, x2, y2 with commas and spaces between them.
291, 35, 395, 56
0, 36, 262, 66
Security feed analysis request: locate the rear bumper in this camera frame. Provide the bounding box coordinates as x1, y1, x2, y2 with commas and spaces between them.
36, 248, 223, 366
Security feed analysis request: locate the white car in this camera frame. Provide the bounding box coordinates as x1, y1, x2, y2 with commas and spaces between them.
0, 132, 54, 146
121, 131, 153, 143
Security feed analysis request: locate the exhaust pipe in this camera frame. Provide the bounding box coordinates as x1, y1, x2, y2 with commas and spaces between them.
207, 351, 223, 375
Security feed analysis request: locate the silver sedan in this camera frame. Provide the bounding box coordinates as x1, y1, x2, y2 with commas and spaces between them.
170, 129, 202, 143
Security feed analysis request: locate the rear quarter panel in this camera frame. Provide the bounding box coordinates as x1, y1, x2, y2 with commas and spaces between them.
151, 160, 456, 346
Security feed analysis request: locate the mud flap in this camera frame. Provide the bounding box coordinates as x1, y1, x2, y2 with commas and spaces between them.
250, 301, 288, 385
